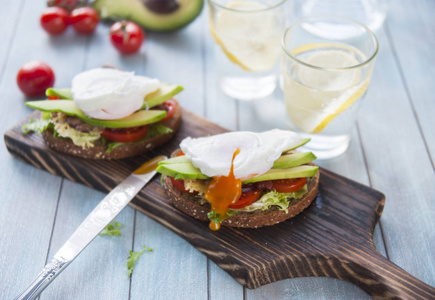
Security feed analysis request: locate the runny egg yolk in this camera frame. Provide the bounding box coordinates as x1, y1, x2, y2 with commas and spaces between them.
205, 149, 242, 231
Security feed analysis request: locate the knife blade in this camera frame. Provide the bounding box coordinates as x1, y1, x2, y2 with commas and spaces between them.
14, 155, 167, 300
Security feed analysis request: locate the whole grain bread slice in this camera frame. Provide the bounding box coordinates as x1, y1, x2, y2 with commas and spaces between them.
162, 151, 320, 228
42, 99, 182, 159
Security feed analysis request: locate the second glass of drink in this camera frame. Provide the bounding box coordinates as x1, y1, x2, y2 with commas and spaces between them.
209, 0, 287, 100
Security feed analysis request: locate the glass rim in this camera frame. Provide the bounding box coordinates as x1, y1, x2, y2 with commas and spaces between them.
281, 15, 379, 71
208, 0, 287, 13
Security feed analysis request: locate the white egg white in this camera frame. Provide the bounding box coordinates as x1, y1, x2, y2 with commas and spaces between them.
180, 129, 300, 179
71, 68, 160, 120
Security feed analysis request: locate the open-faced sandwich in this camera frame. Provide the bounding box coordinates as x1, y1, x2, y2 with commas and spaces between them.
21, 68, 183, 159
156, 130, 319, 230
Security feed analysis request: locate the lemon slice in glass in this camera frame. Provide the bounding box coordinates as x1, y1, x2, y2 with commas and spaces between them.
210, 1, 282, 72
284, 45, 370, 133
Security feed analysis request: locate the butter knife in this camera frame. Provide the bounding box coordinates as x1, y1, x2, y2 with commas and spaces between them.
14, 155, 167, 300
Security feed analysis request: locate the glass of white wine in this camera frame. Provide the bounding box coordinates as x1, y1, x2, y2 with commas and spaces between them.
281, 16, 378, 159
209, 0, 287, 100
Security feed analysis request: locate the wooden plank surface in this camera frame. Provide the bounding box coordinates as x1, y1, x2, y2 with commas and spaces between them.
1, 0, 434, 299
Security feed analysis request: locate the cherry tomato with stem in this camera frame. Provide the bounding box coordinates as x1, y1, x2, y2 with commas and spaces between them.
102, 125, 148, 143
16, 61, 55, 97
70, 7, 99, 34
228, 189, 262, 209
160, 99, 178, 122
40, 7, 69, 35
110, 21, 144, 55
272, 177, 307, 193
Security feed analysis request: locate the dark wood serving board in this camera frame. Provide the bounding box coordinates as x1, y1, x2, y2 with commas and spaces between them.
5, 110, 435, 300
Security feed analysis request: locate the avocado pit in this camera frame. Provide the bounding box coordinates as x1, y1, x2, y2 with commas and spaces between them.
143, 0, 180, 14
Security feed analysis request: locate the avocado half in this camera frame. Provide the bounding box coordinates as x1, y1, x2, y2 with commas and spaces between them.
93, 0, 204, 32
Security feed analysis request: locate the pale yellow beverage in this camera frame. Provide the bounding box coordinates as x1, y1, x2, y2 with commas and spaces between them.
283, 43, 372, 135
211, 1, 282, 72
209, 0, 286, 100
281, 16, 378, 159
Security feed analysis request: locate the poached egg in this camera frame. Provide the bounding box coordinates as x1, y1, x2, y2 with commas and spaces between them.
71, 68, 160, 120
180, 129, 300, 180
180, 129, 300, 230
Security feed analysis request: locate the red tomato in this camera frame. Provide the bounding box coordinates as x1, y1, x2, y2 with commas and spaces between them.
48, 95, 60, 100
170, 177, 190, 194
40, 7, 69, 35
160, 99, 178, 122
102, 126, 148, 143
110, 21, 144, 55
16, 61, 55, 97
272, 177, 307, 193
70, 7, 99, 34
228, 190, 262, 209
177, 151, 185, 157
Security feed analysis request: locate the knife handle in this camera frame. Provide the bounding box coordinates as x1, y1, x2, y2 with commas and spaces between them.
14, 258, 69, 300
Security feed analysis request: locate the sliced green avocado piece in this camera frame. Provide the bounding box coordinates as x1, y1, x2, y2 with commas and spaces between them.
25, 100, 166, 128
158, 155, 191, 165
143, 84, 184, 109
46, 88, 73, 100
272, 152, 317, 169
282, 138, 311, 153
156, 163, 210, 180
93, 0, 204, 32
43, 84, 182, 109
242, 166, 318, 184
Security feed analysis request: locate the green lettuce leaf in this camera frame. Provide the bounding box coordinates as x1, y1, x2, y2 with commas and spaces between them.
235, 185, 308, 213
99, 221, 123, 236
21, 118, 52, 134
207, 210, 238, 224
127, 245, 153, 277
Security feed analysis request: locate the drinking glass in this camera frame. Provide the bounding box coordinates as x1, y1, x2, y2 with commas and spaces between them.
209, 0, 287, 100
281, 16, 378, 159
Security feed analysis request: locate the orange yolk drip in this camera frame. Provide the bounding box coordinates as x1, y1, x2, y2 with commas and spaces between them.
205, 149, 242, 230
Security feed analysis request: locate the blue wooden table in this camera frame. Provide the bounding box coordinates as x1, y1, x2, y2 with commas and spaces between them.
1, 1, 434, 299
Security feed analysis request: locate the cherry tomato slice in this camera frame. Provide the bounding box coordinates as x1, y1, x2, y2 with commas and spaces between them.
159, 99, 178, 122
102, 126, 148, 143
177, 151, 185, 157
70, 7, 99, 34
170, 177, 190, 194
228, 189, 262, 209
272, 177, 307, 193
48, 95, 61, 100
40, 7, 69, 35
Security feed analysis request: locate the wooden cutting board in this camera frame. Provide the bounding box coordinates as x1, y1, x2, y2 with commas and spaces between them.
5, 110, 435, 300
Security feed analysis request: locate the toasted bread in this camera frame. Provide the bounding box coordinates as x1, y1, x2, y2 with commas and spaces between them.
41, 99, 181, 159
161, 150, 319, 228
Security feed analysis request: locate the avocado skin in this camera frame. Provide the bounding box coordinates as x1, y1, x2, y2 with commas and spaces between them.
156, 154, 318, 182
93, 0, 204, 32
25, 100, 167, 128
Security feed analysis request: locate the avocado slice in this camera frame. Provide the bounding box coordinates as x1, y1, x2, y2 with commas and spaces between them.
272, 152, 317, 169
44, 83, 182, 109
282, 138, 311, 153
156, 163, 210, 180
26, 100, 167, 128
46, 88, 73, 100
93, 0, 204, 32
143, 84, 184, 109
242, 166, 319, 184
158, 155, 191, 165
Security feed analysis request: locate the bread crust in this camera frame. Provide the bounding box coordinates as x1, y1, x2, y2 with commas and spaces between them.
41, 100, 182, 159
162, 151, 320, 228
